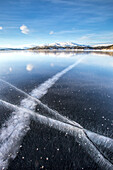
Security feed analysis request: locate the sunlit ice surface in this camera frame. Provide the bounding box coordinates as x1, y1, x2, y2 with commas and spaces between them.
0, 51, 113, 170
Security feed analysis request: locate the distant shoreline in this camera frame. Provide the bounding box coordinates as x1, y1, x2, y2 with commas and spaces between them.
1, 49, 113, 51
0, 49, 113, 57
0, 49, 113, 52
0, 43, 113, 51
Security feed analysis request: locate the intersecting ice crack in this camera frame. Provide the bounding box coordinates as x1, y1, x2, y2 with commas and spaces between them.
0, 100, 113, 170
0, 57, 113, 170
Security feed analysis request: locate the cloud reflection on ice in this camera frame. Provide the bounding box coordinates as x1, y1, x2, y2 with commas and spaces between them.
26, 64, 34, 71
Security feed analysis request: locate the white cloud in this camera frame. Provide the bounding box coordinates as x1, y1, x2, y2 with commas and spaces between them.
76, 32, 113, 45
49, 31, 54, 35
50, 63, 54, 67
49, 29, 88, 35
26, 64, 34, 71
0, 26, 3, 30
0, 44, 36, 49
9, 67, 13, 72
20, 25, 29, 34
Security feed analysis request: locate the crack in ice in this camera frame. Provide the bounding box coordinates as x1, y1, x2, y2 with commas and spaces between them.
0, 100, 113, 170
0, 57, 113, 169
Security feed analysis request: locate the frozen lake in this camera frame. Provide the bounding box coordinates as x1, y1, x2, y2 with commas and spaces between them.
0, 51, 113, 169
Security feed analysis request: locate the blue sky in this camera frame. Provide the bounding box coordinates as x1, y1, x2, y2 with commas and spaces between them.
0, 0, 113, 47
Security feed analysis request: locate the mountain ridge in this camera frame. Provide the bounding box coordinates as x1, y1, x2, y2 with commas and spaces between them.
0, 42, 113, 50
28, 42, 113, 50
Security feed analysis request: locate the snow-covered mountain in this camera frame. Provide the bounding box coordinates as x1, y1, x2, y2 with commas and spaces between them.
92, 44, 113, 47
39, 42, 86, 47
0, 44, 35, 50
0, 42, 113, 51
29, 42, 113, 50
47, 42, 85, 47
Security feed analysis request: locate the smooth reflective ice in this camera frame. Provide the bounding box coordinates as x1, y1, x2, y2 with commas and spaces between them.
0, 51, 113, 170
